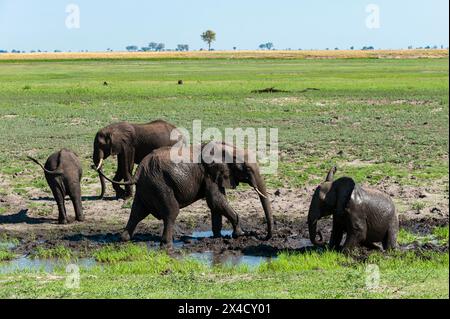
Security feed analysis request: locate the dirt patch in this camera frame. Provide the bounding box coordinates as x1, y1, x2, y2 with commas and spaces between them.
0, 182, 448, 257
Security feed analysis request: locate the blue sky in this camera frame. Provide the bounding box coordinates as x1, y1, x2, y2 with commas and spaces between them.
0, 0, 448, 51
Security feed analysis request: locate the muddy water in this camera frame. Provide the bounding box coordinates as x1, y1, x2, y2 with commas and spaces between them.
0, 230, 275, 274
188, 252, 272, 268
0, 256, 97, 274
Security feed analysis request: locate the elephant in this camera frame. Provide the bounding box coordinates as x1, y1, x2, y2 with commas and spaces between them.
27, 149, 84, 224
308, 167, 398, 252
96, 142, 274, 248
93, 119, 180, 200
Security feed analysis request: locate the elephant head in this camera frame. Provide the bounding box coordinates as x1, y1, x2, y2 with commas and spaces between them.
308, 166, 355, 246
93, 123, 135, 198
202, 142, 273, 239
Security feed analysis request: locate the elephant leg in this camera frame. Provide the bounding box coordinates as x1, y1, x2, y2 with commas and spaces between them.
383, 227, 398, 251
69, 182, 84, 222
122, 148, 135, 199
121, 197, 148, 241
205, 185, 244, 239
211, 211, 223, 238
161, 215, 178, 250
70, 194, 84, 222
113, 156, 126, 199
51, 186, 68, 224
342, 234, 362, 253
329, 219, 344, 251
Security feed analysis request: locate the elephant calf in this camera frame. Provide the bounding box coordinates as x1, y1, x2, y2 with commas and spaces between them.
308, 167, 398, 252
28, 149, 84, 224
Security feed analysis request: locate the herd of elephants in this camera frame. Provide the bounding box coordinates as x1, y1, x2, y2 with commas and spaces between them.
27, 119, 399, 252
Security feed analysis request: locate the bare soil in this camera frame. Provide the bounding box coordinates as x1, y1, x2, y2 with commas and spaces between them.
1, 179, 448, 257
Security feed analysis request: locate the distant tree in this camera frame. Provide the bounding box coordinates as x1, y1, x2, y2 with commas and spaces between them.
350, 46, 354, 50
233, 46, 237, 50
362, 46, 374, 50
334, 47, 339, 50
155, 43, 165, 51
259, 44, 267, 50
408, 45, 413, 49
141, 47, 151, 52
126, 45, 138, 52
201, 30, 216, 51
176, 44, 189, 51
265, 42, 274, 50
148, 42, 158, 51
0, 49, 7, 53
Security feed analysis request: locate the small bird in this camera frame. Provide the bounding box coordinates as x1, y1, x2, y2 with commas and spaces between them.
103, 81, 109, 86
178, 80, 184, 85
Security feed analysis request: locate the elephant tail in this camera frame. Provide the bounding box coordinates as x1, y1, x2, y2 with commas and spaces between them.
92, 164, 140, 186
27, 156, 64, 176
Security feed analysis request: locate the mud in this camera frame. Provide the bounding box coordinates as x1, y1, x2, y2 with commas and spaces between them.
0, 183, 448, 260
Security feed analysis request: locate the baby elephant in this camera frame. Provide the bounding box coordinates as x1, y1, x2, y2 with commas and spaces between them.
27, 149, 84, 224
308, 167, 398, 252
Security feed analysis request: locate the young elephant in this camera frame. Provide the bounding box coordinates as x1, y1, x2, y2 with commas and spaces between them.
97, 142, 273, 248
28, 149, 84, 224
308, 167, 398, 252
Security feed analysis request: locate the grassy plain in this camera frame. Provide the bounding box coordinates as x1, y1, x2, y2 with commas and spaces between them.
0, 52, 448, 298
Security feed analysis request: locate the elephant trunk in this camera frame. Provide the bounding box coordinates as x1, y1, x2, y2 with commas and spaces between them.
93, 149, 106, 199
308, 194, 325, 246
250, 173, 273, 240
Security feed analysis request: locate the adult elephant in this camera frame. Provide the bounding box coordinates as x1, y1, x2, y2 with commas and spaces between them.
93, 119, 180, 199
97, 142, 274, 248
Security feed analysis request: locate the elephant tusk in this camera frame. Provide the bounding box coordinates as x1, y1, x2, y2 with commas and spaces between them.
254, 187, 268, 199
96, 159, 103, 171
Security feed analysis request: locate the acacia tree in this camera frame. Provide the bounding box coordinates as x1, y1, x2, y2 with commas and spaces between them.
201, 30, 216, 51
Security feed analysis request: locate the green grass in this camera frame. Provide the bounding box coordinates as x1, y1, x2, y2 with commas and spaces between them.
32, 245, 74, 260
0, 249, 15, 261
0, 246, 447, 298
0, 57, 448, 298
0, 58, 448, 192
433, 226, 449, 243
398, 226, 449, 245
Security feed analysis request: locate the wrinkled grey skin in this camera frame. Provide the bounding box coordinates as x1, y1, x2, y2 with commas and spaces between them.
308, 167, 398, 252
98, 142, 273, 249
28, 149, 83, 224
93, 119, 179, 200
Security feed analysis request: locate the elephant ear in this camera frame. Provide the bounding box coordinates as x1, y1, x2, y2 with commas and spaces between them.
202, 142, 238, 190
327, 177, 355, 216
205, 163, 236, 189
109, 125, 135, 156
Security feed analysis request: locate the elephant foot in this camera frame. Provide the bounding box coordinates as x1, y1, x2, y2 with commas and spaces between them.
116, 192, 132, 200
120, 230, 131, 242
76, 215, 85, 222
264, 232, 273, 241
232, 228, 245, 239
58, 218, 69, 225
160, 241, 174, 252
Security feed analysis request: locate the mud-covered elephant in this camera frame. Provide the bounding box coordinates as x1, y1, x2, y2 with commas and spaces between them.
97, 142, 274, 248
308, 167, 398, 252
93, 119, 180, 199
27, 149, 84, 224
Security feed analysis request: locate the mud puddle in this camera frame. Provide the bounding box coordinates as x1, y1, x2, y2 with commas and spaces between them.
0, 256, 96, 274
187, 251, 272, 268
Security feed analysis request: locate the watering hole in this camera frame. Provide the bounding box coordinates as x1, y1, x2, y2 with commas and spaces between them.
0, 230, 279, 274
